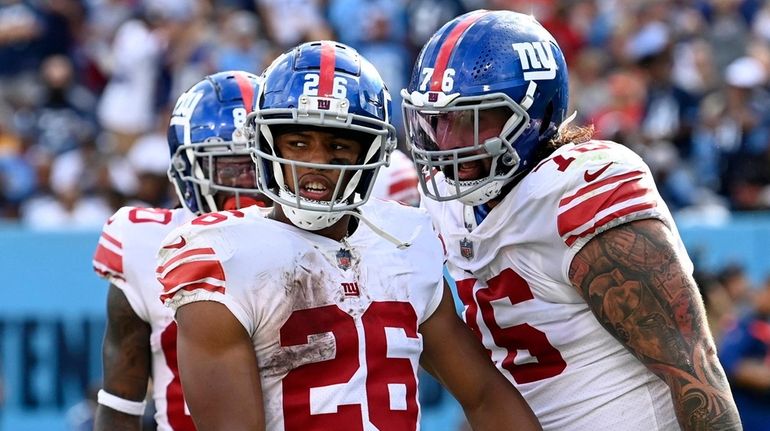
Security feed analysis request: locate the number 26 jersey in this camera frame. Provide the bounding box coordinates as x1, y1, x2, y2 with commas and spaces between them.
157, 200, 444, 431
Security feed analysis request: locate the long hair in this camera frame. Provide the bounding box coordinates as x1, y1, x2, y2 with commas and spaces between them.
533, 124, 595, 162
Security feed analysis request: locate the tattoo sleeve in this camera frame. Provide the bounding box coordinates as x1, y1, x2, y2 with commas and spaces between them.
569, 219, 741, 431
93, 284, 152, 431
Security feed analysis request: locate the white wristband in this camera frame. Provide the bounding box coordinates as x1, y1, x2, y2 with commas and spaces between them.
97, 389, 147, 416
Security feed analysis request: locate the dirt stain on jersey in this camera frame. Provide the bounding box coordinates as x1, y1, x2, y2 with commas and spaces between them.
259, 332, 337, 377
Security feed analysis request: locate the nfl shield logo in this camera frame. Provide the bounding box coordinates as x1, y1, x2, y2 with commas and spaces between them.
460, 238, 474, 260
428, 92, 439, 103
336, 248, 352, 270
318, 99, 331, 110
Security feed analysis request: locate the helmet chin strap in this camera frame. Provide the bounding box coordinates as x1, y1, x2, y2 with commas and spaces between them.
447, 177, 509, 206
281, 202, 344, 231
278, 191, 418, 249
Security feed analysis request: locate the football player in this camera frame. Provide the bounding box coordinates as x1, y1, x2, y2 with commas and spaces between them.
93, 71, 268, 431
401, 10, 741, 431
157, 41, 541, 431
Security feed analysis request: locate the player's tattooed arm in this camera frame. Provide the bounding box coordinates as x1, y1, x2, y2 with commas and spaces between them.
569, 219, 741, 431
94, 284, 151, 431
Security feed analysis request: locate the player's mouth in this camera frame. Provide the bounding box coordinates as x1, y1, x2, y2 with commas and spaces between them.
298, 175, 336, 201
456, 161, 485, 181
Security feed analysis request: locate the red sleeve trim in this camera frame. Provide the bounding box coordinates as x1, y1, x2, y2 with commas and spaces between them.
557, 178, 653, 236
563, 202, 657, 247
93, 243, 124, 277
559, 170, 644, 207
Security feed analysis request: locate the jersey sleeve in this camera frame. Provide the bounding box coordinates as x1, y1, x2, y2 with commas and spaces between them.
418, 180, 448, 261
411, 208, 446, 324
156, 219, 255, 335
92, 206, 151, 321
372, 150, 420, 206
554, 141, 667, 249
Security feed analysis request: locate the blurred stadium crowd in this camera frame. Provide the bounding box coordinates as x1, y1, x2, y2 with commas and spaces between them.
0, 0, 769, 429
2, 0, 770, 227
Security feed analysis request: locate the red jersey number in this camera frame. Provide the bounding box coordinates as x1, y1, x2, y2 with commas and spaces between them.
456, 268, 566, 384
160, 321, 196, 430
281, 302, 419, 431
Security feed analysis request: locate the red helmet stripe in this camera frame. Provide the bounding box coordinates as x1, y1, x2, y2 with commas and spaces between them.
318, 41, 336, 97
233, 72, 255, 114
430, 10, 489, 92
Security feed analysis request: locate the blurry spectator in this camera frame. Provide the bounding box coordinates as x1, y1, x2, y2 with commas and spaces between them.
126, 123, 173, 208
19, 55, 97, 156
96, 1, 166, 156
256, 0, 331, 49
213, 10, 272, 75
19, 138, 113, 229
0, 109, 36, 218
719, 276, 770, 431
751, 0, 770, 43
701, 0, 752, 73
155, 0, 212, 103
672, 37, 719, 100
80, 0, 137, 93
590, 70, 645, 142
569, 48, 610, 125
0, 0, 44, 82
720, 56, 770, 209
719, 263, 753, 318
405, 0, 466, 51
329, 0, 410, 131
541, 1, 586, 64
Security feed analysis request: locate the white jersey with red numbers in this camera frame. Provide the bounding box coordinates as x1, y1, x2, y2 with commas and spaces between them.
421, 141, 691, 431
371, 149, 420, 206
157, 199, 444, 431
92, 206, 197, 431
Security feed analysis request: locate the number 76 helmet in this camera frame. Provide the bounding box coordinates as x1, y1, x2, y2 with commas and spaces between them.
402, 10, 569, 206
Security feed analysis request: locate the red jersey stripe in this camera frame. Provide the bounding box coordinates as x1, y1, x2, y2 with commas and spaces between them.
564, 202, 658, 247
389, 177, 419, 196
430, 10, 488, 91
560, 170, 644, 207
318, 41, 336, 97
560, 170, 645, 207
160, 281, 226, 303
233, 72, 254, 114
156, 247, 216, 275
558, 178, 652, 236
158, 259, 226, 295
93, 243, 123, 275
101, 232, 122, 249
94, 267, 126, 282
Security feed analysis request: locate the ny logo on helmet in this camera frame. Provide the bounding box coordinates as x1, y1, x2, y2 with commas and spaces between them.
512, 41, 557, 81
172, 91, 203, 118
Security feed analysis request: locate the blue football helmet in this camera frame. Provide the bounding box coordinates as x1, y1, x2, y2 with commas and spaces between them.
250, 40, 397, 230
168, 71, 263, 215
402, 10, 569, 205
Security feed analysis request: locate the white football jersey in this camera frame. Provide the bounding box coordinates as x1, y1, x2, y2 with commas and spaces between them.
421, 141, 690, 430
92, 206, 197, 431
157, 199, 444, 431
371, 149, 420, 206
